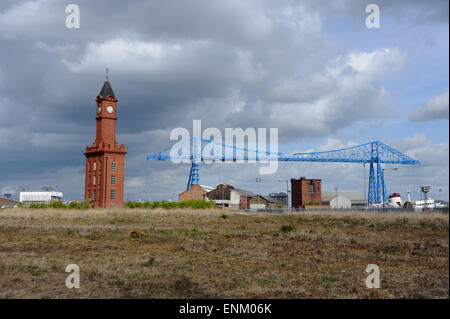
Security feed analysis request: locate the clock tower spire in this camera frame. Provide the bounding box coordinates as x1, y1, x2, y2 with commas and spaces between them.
84, 73, 127, 208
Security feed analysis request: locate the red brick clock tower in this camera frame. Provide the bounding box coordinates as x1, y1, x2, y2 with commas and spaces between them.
84, 76, 126, 208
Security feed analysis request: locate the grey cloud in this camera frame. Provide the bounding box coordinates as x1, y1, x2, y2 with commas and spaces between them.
0, 0, 447, 201
409, 90, 449, 122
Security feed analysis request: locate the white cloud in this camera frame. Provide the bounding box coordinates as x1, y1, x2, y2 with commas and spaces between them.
347, 48, 405, 76
259, 48, 403, 139
409, 90, 449, 122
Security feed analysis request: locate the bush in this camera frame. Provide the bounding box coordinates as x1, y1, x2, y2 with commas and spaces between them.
280, 224, 295, 233
124, 199, 217, 209
48, 201, 66, 209
25, 199, 92, 210
275, 202, 285, 209
304, 201, 320, 206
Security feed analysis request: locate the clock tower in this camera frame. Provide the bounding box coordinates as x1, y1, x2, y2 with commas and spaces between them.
84, 75, 127, 208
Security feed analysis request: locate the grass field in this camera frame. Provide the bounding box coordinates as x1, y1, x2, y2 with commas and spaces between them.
0, 209, 448, 299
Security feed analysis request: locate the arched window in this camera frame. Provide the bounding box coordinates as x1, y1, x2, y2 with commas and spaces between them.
112, 161, 117, 170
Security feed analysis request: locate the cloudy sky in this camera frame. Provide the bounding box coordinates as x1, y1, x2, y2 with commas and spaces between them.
0, 0, 448, 202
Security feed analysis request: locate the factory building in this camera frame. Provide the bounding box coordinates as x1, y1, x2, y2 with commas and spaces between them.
0, 196, 18, 208
291, 177, 328, 208
322, 190, 365, 209
178, 184, 214, 201
19, 191, 63, 205
269, 192, 288, 207
248, 195, 277, 209
204, 184, 254, 209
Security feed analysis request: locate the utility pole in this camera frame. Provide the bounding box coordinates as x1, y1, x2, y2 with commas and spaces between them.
256, 178, 261, 208
335, 186, 338, 209
278, 179, 289, 208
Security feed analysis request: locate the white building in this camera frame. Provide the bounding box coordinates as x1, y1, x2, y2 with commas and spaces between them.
322, 190, 365, 209
329, 195, 352, 209
19, 191, 63, 204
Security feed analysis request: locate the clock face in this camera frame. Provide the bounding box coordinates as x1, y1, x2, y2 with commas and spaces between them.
97, 107, 101, 113
107, 106, 114, 113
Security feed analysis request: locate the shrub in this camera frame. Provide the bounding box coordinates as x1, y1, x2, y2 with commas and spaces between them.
124, 199, 217, 209
304, 201, 320, 206
275, 202, 285, 209
48, 201, 66, 209
280, 224, 295, 233
79, 199, 92, 210
24, 199, 92, 210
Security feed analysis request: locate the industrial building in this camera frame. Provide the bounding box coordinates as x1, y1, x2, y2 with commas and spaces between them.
321, 190, 365, 209
248, 195, 277, 209
269, 192, 288, 207
19, 191, 63, 205
178, 184, 214, 201
204, 184, 255, 209
291, 177, 330, 209
0, 196, 18, 208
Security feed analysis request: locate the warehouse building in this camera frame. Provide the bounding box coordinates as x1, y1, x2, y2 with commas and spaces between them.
269, 192, 288, 207
19, 191, 63, 205
248, 195, 277, 209
0, 196, 18, 208
204, 184, 254, 209
178, 184, 214, 201
321, 190, 365, 209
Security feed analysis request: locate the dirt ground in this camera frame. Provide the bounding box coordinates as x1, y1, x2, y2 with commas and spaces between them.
0, 208, 448, 298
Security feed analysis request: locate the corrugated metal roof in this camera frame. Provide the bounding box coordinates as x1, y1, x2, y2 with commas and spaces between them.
0, 197, 18, 207
199, 185, 214, 192
258, 195, 277, 203
233, 188, 255, 197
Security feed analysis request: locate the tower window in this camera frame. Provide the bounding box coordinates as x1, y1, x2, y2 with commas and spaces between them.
93, 190, 96, 201
309, 181, 315, 194
112, 161, 117, 170
111, 190, 116, 200
93, 162, 97, 171
93, 175, 96, 186
111, 175, 116, 185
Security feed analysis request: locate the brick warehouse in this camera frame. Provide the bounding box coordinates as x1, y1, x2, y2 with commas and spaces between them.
178, 184, 214, 201
291, 177, 323, 209
84, 77, 127, 208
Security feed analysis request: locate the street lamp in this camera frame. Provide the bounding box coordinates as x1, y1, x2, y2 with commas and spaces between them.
256, 178, 261, 208
278, 179, 290, 208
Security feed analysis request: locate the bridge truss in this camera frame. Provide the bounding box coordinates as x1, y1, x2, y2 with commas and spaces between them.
146, 139, 420, 205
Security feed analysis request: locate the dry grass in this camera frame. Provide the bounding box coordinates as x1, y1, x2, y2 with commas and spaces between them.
0, 208, 448, 299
